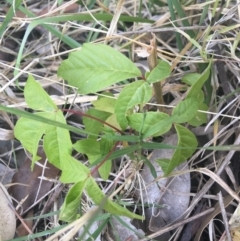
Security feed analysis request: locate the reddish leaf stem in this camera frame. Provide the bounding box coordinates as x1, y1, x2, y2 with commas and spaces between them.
61, 109, 124, 135
90, 141, 119, 176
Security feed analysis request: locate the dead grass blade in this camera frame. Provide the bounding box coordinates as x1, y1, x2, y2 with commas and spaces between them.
194, 186, 240, 241
197, 168, 240, 203
140, 208, 214, 241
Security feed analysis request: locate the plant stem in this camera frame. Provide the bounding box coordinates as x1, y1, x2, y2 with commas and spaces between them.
147, 34, 165, 112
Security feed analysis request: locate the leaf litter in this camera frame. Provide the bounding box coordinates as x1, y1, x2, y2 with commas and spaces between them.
9, 148, 60, 237
1, 0, 240, 240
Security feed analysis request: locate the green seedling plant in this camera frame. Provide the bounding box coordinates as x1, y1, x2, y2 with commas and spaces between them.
14, 43, 211, 222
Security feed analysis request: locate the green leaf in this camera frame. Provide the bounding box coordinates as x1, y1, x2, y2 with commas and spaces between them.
157, 124, 198, 175
172, 97, 199, 123
57, 43, 141, 94
175, 124, 198, 165
74, 138, 113, 180
142, 116, 176, 139
44, 110, 72, 169
86, 177, 143, 220
128, 112, 172, 137
186, 62, 211, 101
181, 73, 201, 86
2, 104, 95, 137
105, 114, 121, 130
60, 154, 89, 183
25, 75, 57, 111
83, 109, 111, 139
99, 138, 114, 180
140, 142, 178, 150
192, 90, 204, 103
60, 180, 86, 222
142, 155, 158, 179
14, 115, 45, 163
92, 96, 116, 114
188, 103, 208, 126
146, 60, 171, 83
14, 74, 59, 166
100, 133, 139, 142
74, 139, 101, 157
1, 102, 139, 142
100, 138, 114, 156
14, 13, 153, 78
115, 80, 152, 130
89, 144, 140, 167
156, 159, 170, 172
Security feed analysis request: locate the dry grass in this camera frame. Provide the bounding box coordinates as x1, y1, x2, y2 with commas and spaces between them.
1, 0, 240, 240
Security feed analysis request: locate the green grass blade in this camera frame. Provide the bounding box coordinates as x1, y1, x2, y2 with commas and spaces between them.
84, 214, 110, 241
0, 104, 90, 136
167, 0, 183, 51
0, 105, 139, 142
199, 3, 209, 26
8, 224, 67, 241
141, 141, 240, 151
89, 144, 141, 167
6, 0, 81, 48
171, 0, 195, 38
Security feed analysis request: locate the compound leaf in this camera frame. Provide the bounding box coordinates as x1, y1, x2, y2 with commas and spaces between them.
188, 102, 208, 126
86, 176, 144, 220
142, 115, 176, 139
44, 110, 72, 169
60, 154, 89, 183
83, 109, 111, 139
60, 180, 87, 222
157, 124, 197, 175
181, 73, 201, 86
74, 138, 114, 180
128, 112, 171, 137
14, 115, 45, 163
186, 62, 211, 101
98, 138, 114, 180
58, 43, 141, 94
74, 139, 101, 157
146, 60, 171, 83
25, 75, 57, 111
115, 80, 152, 130
172, 97, 199, 123
92, 96, 116, 114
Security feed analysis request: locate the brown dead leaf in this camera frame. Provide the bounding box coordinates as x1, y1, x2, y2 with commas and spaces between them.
9, 148, 60, 212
